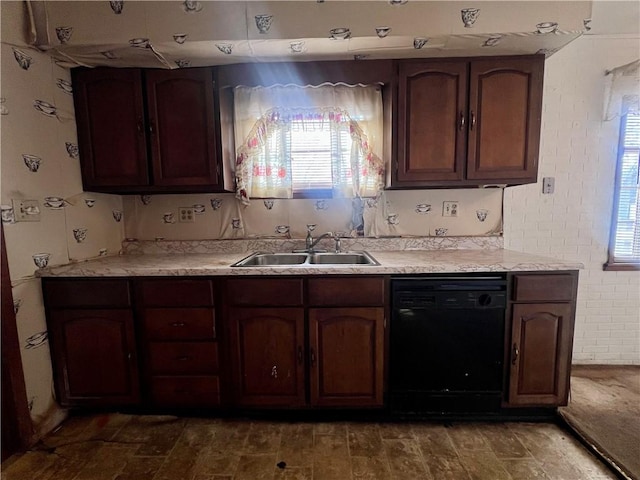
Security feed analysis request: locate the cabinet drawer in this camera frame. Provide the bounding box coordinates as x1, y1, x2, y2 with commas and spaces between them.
143, 308, 216, 340
512, 274, 576, 302
44, 279, 131, 308
148, 342, 218, 375
308, 277, 385, 306
137, 279, 214, 307
150, 376, 220, 407
226, 278, 304, 306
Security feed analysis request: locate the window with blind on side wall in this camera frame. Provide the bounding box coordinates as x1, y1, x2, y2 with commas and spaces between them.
605, 113, 640, 270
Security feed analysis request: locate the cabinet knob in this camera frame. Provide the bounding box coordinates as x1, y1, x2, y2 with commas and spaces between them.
512, 343, 520, 365
470, 111, 476, 130
310, 348, 316, 367
459, 111, 466, 130
271, 365, 278, 379
297, 346, 303, 364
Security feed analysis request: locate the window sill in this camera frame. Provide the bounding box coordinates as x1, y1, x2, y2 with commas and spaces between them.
292, 189, 335, 199
603, 262, 640, 271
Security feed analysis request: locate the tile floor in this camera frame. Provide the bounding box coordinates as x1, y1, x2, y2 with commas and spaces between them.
1, 413, 617, 480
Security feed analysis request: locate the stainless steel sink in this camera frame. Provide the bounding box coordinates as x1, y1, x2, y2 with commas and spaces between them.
307, 252, 379, 265
231, 251, 379, 267
231, 252, 308, 267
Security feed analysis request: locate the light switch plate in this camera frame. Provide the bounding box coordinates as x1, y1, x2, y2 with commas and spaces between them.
178, 207, 195, 223
442, 201, 459, 217
12, 199, 41, 222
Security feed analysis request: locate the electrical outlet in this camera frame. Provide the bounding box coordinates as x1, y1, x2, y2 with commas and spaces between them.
542, 177, 555, 194
442, 201, 459, 217
12, 199, 41, 222
178, 207, 195, 223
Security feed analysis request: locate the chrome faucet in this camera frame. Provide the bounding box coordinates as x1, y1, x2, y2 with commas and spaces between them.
334, 235, 341, 253
305, 224, 316, 251
307, 231, 334, 253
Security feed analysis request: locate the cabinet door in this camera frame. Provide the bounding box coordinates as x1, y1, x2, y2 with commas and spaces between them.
396, 61, 468, 185
309, 308, 384, 407
228, 308, 305, 406
48, 309, 140, 406
72, 68, 149, 189
145, 68, 221, 188
508, 303, 574, 406
467, 57, 543, 182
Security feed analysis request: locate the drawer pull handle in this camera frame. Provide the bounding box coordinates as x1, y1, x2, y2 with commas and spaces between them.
470, 110, 476, 130
174, 389, 189, 394
297, 346, 303, 365
170, 322, 186, 327
459, 111, 465, 130
176, 355, 190, 361
512, 343, 520, 365
271, 365, 278, 379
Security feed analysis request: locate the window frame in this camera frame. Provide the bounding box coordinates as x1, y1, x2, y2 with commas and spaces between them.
218, 60, 394, 202
604, 112, 640, 271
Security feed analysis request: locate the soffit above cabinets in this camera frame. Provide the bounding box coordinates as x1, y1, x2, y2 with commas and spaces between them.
25, 1, 592, 69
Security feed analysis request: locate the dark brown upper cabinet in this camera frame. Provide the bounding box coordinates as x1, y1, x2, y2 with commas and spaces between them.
397, 61, 468, 184
73, 68, 149, 189
393, 55, 544, 188
72, 67, 224, 193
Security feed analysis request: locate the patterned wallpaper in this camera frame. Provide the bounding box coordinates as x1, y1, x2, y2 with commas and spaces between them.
1, 2, 125, 437
33, 1, 591, 68
122, 188, 503, 241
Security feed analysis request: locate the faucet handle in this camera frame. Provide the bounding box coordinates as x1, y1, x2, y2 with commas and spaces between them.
306, 224, 316, 233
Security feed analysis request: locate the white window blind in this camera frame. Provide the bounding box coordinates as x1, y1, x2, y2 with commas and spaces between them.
609, 113, 640, 266
288, 120, 352, 193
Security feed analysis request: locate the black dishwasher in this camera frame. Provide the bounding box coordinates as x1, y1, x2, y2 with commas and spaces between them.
389, 276, 507, 415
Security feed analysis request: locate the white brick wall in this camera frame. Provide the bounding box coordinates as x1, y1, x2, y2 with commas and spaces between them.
504, 35, 640, 365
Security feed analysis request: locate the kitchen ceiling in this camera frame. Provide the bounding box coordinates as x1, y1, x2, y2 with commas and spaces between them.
24, 0, 592, 69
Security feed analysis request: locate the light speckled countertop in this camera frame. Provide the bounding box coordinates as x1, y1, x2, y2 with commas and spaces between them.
37, 249, 583, 277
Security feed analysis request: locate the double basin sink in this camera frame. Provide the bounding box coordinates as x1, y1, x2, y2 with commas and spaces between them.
231, 251, 379, 267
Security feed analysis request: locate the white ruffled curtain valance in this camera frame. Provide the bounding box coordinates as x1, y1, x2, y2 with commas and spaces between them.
604, 59, 640, 121
233, 84, 384, 204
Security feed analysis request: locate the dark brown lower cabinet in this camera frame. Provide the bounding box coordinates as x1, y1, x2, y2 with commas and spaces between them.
508, 303, 574, 406
135, 278, 221, 408
506, 273, 577, 407
226, 277, 386, 409
309, 308, 384, 407
48, 309, 140, 406
42, 273, 579, 412
229, 307, 306, 407
149, 376, 220, 408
